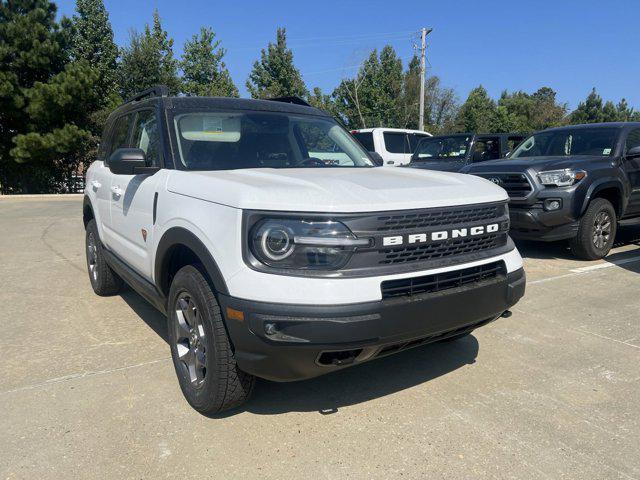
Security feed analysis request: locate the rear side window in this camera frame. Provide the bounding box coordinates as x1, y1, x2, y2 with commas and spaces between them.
625, 129, 640, 152
408, 133, 429, 152
383, 132, 408, 154
472, 137, 501, 162
132, 110, 161, 167
507, 136, 525, 152
352, 131, 374, 151
106, 114, 134, 162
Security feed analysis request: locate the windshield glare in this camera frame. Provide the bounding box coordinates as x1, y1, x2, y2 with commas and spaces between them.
512, 128, 618, 158
173, 111, 374, 170
412, 136, 472, 161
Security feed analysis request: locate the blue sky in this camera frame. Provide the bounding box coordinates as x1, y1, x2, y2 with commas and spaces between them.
56, 0, 640, 110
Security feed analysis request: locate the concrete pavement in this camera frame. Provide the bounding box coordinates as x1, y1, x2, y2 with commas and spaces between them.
1, 196, 639, 479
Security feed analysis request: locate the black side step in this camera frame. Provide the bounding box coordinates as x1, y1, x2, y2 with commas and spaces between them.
102, 249, 167, 315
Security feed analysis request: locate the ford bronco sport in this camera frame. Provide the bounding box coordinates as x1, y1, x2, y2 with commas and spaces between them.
463, 123, 640, 259
83, 86, 526, 413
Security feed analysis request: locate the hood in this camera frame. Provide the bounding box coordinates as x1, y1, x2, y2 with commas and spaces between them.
405, 159, 467, 173
166, 167, 507, 213
464, 155, 609, 174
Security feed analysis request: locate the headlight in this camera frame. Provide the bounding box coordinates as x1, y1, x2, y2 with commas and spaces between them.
537, 169, 586, 187
249, 218, 370, 270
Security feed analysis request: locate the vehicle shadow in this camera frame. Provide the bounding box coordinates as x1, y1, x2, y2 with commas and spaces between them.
117, 287, 479, 417
514, 223, 640, 261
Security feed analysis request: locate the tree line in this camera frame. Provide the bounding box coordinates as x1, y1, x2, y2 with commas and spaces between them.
2, 0, 639, 193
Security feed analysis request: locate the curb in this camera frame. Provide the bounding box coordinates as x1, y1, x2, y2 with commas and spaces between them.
0, 194, 84, 200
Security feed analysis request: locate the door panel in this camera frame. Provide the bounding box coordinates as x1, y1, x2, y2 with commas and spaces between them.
382, 132, 411, 166
109, 109, 163, 280
623, 128, 640, 216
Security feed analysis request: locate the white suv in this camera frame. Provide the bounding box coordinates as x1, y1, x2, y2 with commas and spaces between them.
351, 128, 432, 166
83, 87, 525, 414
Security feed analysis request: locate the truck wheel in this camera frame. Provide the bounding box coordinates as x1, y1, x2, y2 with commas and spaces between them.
569, 198, 617, 260
85, 219, 123, 296
168, 265, 255, 414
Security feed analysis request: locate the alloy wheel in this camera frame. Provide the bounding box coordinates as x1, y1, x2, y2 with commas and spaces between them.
87, 232, 98, 282
592, 211, 612, 250
174, 293, 207, 388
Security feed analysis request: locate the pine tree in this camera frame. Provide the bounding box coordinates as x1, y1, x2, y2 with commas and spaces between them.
0, 0, 77, 193
71, 0, 118, 103
455, 86, 497, 132
181, 27, 238, 97
571, 88, 605, 124
246, 28, 308, 99
119, 9, 181, 99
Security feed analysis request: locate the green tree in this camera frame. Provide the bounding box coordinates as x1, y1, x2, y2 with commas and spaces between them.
332, 46, 404, 129
571, 88, 605, 124
180, 27, 237, 97
0, 0, 78, 193
308, 87, 336, 115
494, 87, 567, 132
71, 0, 118, 104
455, 86, 497, 132
119, 9, 180, 99
246, 28, 308, 99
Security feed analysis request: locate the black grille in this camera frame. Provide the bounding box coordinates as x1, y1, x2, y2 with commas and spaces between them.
381, 261, 506, 299
475, 173, 532, 198
379, 234, 507, 265
374, 204, 502, 232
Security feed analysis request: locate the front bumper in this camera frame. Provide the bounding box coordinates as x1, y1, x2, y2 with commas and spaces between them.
509, 204, 580, 241
219, 267, 525, 382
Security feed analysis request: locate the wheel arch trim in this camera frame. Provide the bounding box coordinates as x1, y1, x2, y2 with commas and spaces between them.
580, 178, 626, 217
154, 227, 229, 297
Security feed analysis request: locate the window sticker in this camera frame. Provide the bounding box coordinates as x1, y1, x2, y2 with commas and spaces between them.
203, 116, 223, 133
603, 148, 611, 155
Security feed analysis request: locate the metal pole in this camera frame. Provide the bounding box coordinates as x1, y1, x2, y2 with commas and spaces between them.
418, 28, 432, 131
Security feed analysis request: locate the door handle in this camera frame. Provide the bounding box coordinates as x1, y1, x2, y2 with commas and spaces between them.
91, 180, 101, 190
110, 185, 122, 198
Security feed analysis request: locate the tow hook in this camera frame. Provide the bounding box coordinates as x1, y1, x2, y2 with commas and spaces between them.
501, 310, 513, 318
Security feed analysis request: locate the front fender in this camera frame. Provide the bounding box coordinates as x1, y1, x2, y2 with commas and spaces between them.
579, 178, 625, 217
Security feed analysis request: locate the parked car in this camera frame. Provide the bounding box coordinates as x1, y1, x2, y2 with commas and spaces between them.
351, 128, 432, 166
83, 87, 525, 414
462, 122, 640, 259
406, 133, 527, 173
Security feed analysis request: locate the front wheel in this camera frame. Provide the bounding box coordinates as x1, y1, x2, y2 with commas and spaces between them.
168, 265, 255, 414
85, 219, 123, 296
569, 198, 617, 260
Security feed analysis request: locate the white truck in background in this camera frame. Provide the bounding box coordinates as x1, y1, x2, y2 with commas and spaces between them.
351, 128, 432, 166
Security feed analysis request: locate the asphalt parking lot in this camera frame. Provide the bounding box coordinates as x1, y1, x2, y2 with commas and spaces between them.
1, 196, 639, 480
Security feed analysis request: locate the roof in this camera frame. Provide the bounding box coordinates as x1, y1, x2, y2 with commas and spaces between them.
543, 122, 640, 132
352, 128, 431, 135
111, 95, 330, 118
164, 96, 329, 117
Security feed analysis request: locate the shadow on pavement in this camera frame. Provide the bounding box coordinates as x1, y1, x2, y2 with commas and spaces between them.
118, 286, 479, 416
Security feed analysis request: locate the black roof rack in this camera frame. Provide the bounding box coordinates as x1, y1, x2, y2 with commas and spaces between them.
268, 96, 311, 107
124, 85, 169, 104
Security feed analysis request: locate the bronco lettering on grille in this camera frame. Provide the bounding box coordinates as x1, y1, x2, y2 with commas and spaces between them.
382, 223, 500, 247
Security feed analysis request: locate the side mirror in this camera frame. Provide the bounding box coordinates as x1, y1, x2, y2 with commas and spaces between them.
368, 151, 384, 167
627, 146, 640, 158
108, 148, 152, 175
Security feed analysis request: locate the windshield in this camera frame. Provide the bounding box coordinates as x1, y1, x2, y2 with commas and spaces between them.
172, 111, 374, 170
511, 128, 619, 158
412, 135, 472, 161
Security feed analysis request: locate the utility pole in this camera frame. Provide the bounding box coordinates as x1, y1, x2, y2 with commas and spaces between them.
418, 27, 432, 132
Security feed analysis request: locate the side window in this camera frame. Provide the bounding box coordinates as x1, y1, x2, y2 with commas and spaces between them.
507, 136, 525, 152
625, 129, 640, 154
352, 132, 374, 151
408, 133, 429, 152
383, 132, 409, 154
132, 110, 161, 167
473, 137, 501, 162
106, 114, 134, 163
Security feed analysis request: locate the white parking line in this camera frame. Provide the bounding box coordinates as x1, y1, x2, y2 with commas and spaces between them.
528, 254, 640, 285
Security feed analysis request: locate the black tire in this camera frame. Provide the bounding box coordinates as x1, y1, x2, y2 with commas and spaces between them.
569, 198, 617, 260
439, 332, 472, 343
167, 265, 254, 414
85, 219, 123, 296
